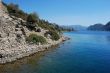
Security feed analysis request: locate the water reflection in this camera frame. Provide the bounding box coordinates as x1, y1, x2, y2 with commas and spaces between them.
0, 45, 59, 73
106, 36, 110, 43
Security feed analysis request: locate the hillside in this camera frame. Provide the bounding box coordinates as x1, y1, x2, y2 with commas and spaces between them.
87, 23, 104, 31
104, 21, 110, 31
61, 25, 86, 31
0, 1, 67, 64
68, 25, 86, 31
87, 22, 110, 31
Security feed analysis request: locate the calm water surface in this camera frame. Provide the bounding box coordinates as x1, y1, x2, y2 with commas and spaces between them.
1, 31, 110, 73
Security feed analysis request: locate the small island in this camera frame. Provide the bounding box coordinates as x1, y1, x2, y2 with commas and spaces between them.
0, 0, 69, 64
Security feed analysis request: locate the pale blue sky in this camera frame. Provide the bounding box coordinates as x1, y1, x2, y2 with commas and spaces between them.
3, 0, 110, 26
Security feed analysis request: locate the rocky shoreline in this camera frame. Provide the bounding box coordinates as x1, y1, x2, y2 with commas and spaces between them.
0, 36, 68, 64
0, 1, 70, 64
0, 12, 69, 64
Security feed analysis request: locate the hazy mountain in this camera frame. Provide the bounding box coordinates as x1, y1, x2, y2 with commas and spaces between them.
87, 23, 104, 31
70, 25, 87, 31
61, 25, 87, 31
104, 21, 110, 31
87, 21, 110, 31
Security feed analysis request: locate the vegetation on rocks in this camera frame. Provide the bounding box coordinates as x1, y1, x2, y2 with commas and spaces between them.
45, 31, 60, 41
0, 1, 68, 64
4, 2, 72, 32
6, 3, 28, 20
26, 34, 47, 44
2, 2, 73, 42
27, 13, 39, 23
26, 13, 38, 30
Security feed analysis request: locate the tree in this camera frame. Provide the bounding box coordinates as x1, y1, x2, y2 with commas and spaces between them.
32, 12, 39, 23
7, 3, 19, 14
6, 3, 28, 20
26, 13, 39, 29
27, 14, 36, 23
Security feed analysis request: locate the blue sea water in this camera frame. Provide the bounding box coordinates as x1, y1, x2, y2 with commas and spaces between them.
1, 31, 110, 73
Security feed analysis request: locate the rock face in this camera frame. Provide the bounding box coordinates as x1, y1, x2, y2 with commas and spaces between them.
0, 0, 8, 16
0, 5, 28, 63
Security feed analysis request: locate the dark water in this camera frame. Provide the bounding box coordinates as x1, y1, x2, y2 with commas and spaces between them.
1, 31, 110, 73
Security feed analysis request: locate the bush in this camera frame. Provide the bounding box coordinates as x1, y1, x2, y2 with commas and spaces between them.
6, 3, 27, 20
26, 34, 46, 44
51, 31, 60, 41
26, 13, 39, 30
27, 13, 36, 23
44, 31, 60, 41
5, 2, 65, 33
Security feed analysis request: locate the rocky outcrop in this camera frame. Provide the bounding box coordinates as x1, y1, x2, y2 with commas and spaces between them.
0, 0, 8, 16
0, 12, 27, 63
0, 1, 66, 64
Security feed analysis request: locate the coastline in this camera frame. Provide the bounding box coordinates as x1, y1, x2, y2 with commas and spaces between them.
0, 1, 70, 64
0, 36, 69, 64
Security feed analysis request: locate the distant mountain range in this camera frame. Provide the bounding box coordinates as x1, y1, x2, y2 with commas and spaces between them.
87, 21, 110, 31
60, 22, 110, 31
61, 25, 87, 31
71, 25, 87, 31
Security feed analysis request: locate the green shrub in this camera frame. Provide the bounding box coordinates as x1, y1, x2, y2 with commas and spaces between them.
27, 13, 37, 23
26, 34, 46, 44
44, 31, 60, 41
5, 2, 67, 33
6, 3, 27, 20
51, 31, 60, 41
26, 13, 39, 30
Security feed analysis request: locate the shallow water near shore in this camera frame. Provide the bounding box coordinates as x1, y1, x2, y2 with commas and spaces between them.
0, 31, 110, 73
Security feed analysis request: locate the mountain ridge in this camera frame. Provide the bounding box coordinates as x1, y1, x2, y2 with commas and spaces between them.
87, 22, 110, 31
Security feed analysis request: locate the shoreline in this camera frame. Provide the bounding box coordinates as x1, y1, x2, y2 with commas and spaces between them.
0, 36, 69, 64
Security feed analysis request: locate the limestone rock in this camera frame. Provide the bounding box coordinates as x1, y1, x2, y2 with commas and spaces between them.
0, 0, 8, 16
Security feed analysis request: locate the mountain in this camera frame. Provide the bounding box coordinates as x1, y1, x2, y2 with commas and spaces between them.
61, 25, 87, 31
87, 23, 104, 31
70, 25, 87, 31
60, 25, 74, 31
87, 22, 110, 31
104, 21, 110, 31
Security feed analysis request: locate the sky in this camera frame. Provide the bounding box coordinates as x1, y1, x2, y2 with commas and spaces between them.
3, 0, 110, 26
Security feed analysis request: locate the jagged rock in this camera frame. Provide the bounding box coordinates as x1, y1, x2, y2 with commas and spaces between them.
21, 27, 26, 35
35, 27, 41, 32
16, 32, 22, 39
0, 54, 3, 58
0, 34, 1, 38
0, 0, 8, 16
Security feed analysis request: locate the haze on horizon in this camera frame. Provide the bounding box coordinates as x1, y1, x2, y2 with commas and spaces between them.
3, 0, 110, 26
